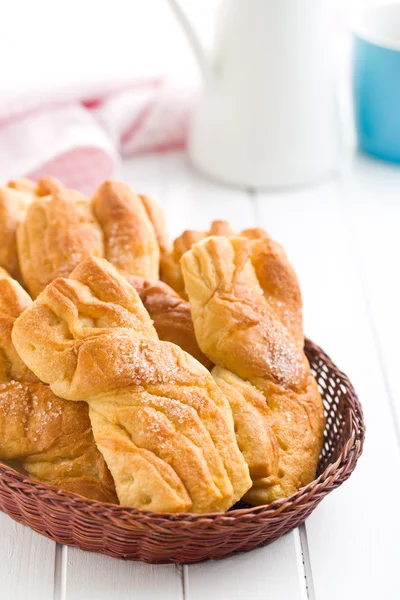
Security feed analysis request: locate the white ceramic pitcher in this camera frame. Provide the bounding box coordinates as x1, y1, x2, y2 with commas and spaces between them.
168, 0, 340, 189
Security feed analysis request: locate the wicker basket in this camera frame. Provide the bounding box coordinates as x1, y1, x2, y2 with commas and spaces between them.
0, 339, 365, 564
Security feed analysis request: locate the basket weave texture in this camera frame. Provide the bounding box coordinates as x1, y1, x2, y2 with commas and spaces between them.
0, 339, 365, 564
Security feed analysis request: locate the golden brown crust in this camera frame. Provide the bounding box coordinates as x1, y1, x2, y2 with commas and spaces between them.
7, 178, 39, 195
17, 186, 104, 298
239, 227, 269, 241
138, 194, 170, 255
230, 228, 303, 344
243, 375, 324, 504
0, 272, 116, 503
7, 179, 169, 293
181, 237, 308, 389
0, 382, 116, 503
181, 236, 325, 504
0, 274, 37, 383
92, 181, 159, 279
159, 251, 187, 299
35, 176, 66, 197
161, 220, 234, 299
212, 367, 279, 480
250, 237, 303, 348
0, 186, 32, 282
125, 275, 213, 369
161, 222, 302, 331
12, 257, 251, 512
7, 176, 65, 198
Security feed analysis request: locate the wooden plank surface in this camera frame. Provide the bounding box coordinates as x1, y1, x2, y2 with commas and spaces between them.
1, 514, 56, 600
343, 155, 400, 433
256, 172, 400, 600
64, 551, 182, 600
185, 532, 307, 600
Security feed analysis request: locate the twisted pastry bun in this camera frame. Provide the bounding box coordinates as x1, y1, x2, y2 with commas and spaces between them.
91, 181, 160, 280
12, 257, 251, 512
161, 220, 234, 299
162, 222, 304, 346
0, 268, 116, 502
180, 236, 325, 504
0, 177, 73, 283
17, 182, 104, 297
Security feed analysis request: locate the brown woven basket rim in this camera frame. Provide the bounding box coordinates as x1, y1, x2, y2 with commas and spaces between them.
0, 338, 365, 524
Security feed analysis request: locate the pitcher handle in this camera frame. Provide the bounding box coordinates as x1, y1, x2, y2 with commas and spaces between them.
166, 0, 210, 78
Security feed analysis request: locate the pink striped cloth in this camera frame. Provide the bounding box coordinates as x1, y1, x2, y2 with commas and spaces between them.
0, 80, 194, 194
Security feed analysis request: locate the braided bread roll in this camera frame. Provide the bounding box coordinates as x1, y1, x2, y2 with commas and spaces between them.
91, 181, 160, 280
161, 221, 304, 364
181, 236, 325, 504
0, 268, 116, 502
0, 177, 76, 284
17, 182, 104, 298
12, 257, 251, 512
161, 220, 234, 299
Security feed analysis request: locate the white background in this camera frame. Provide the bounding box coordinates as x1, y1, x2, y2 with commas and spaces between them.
0, 0, 389, 94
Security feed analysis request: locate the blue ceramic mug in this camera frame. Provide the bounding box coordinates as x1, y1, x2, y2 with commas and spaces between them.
353, 3, 400, 163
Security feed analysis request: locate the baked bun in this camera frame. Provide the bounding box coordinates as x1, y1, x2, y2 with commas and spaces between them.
17, 184, 104, 297
181, 236, 325, 504
92, 181, 159, 279
161, 220, 234, 299
0, 268, 116, 502
12, 257, 251, 512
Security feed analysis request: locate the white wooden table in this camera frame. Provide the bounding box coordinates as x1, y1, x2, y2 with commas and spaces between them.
2, 150, 400, 600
